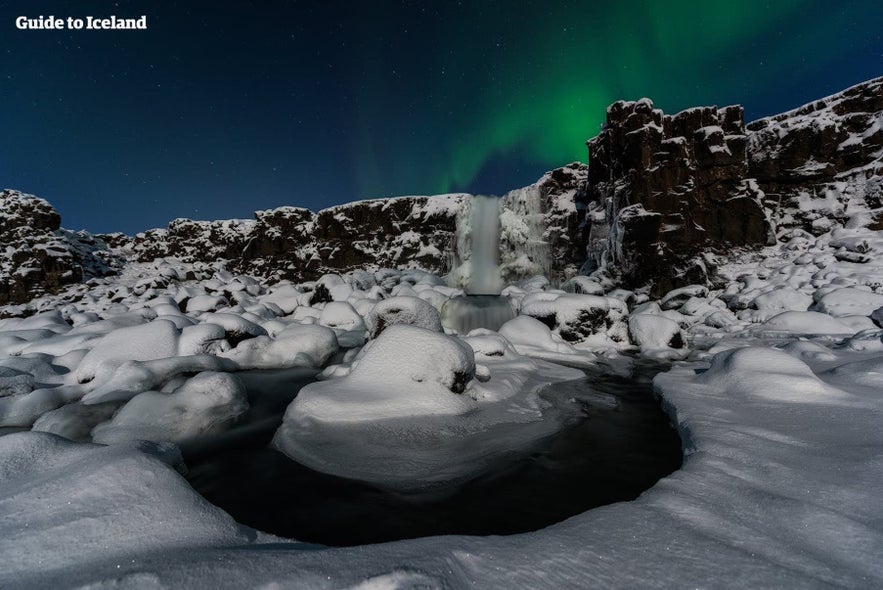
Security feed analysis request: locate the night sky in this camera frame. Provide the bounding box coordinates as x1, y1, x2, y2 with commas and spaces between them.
2, 1, 882, 234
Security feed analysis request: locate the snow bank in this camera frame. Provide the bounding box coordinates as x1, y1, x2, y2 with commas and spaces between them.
693, 346, 845, 402
0, 432, 250, 586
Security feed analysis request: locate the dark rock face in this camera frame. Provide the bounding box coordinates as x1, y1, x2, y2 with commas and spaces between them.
747, 76, 883, 233
0, 190, 117, 305
583, 99, 773, 295
123, 194, 470, 283
534, 162, 588, 278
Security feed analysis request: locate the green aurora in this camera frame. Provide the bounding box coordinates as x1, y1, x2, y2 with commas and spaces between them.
349, 0, 883, 198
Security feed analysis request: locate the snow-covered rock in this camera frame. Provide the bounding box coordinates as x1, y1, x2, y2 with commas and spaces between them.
91, 371, 249, 444
365, 295, 443, 338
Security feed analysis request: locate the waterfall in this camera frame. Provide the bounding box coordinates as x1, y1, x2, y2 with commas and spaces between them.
448, 195, 504, 295
467, 195, 503, 295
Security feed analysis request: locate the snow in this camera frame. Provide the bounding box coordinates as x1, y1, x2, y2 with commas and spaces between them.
628, 313, 684, 351
219, 323, 339, 369
74, 319, 181, 384
272, 324, 584, 491
364, 295, 443, 338
91, 371, 248, 444
812, 286, 883, 317
4, 124, 883, 585
0, 432, 251, 587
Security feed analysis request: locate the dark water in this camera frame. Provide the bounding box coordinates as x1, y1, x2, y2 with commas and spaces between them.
184, 361, 682, 547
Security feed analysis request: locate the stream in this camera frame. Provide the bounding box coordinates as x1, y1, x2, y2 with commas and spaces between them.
183, 360, 682, 546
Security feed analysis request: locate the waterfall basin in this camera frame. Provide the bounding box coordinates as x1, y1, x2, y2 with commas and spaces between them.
441, 294, 517, 334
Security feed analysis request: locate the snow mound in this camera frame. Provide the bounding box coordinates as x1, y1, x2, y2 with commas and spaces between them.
75, 319, 180, 384
365, 295, 443, 338
280, 324, 476, 425
812, 287, 883, 317
750, 310, 858, 337
273, 324, 584, 491
0, 432, 249, 585
220, 323, 338, 369
92, 371, 249, 444
318, 301, 366, 332
628, 314, 685, 350
695, 347, 844, 402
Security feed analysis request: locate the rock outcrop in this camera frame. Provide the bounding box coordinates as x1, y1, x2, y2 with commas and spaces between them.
747, 76, 883, 233
0, 190, 118, 306
579, 76, 883, 295
582, 99, 773, 295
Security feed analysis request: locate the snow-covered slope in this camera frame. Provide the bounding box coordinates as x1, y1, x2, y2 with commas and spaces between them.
748, 76, 883, 233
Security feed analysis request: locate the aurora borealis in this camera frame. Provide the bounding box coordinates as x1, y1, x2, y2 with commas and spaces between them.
1, 0, 882, 234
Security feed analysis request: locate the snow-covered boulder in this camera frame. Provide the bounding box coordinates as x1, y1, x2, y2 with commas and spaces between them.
318, 301, 366, 332
365, 296, 443, 338
220, 323, 338, 369
693, 347, 843, 402
751, 287, 813, 312
811, 287, 883, 317
498, 315, 576, 355
628, 314, 685, 350
750, 310, 858, 337
519, 293, 629, 346
92, 372, 249, 444
74, 319, 181, 384
272, 323, 586, 492
281, 325, 476, 425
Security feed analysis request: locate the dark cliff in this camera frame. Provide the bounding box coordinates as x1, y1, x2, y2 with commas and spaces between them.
580, 76, 882, 296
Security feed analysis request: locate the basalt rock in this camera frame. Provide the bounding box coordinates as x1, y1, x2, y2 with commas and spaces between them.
583, 99, 774, 296
747, 76, 883, 234
0, 190, 118, 305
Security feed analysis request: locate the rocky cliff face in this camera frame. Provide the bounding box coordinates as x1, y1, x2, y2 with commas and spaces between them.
747, 77, 883, 233
581, 76, 883, 296
3, 78, 881, 306
583, 99, 774, 295
0, 190, 118, 306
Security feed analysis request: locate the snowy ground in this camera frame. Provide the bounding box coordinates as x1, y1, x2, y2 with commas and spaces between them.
2, 222, 883, 587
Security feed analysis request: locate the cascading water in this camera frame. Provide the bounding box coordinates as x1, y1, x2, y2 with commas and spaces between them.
466, 195, 503, 295
443, 195, 516, 333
